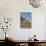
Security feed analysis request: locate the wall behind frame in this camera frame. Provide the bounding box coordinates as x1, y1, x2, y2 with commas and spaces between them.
0, 0, 46, 40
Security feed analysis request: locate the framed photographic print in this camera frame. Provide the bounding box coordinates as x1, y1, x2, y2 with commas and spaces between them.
20, 12, 32, 28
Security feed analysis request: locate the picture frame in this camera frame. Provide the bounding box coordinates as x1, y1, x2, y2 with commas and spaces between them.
20, 12, 32, 28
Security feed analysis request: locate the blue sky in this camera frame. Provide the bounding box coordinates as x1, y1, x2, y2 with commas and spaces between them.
20, 12, 32, 20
